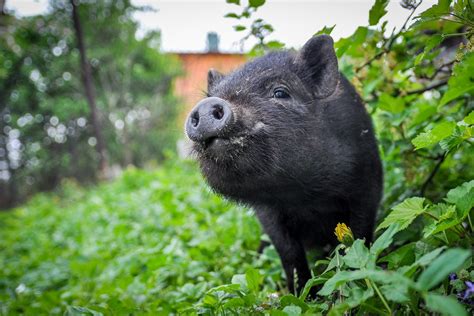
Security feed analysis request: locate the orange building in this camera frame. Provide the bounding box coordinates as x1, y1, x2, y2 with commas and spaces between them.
174, 52, 246, 125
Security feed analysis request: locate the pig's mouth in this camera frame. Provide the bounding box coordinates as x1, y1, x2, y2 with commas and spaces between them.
203, 136, 228, 149
200, 134, 245, 152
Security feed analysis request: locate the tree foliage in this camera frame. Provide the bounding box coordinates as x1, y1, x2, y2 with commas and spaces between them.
0, 0, 181, 208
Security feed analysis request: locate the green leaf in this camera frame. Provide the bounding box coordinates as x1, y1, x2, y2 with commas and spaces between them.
439, 52, 474, 106
280, 295, 309, 312
318, 270, 370, 296
315, 25, 336, 35
378, 93, 405, 113
414, 35, 442, 66
318, 269, 416, 296
422, 204, 458, 238
266, 40, 285, 50
424, 293, 468, 316
207, 283, 241, 294
413, 246, 446, 267
464, 111, 474, 124
223, 297, 246, 308
226, 0, 240, 5
65, 306, 104, 316
335, 26, 368, 58
249, 0, 266, 8
370, 223, 400, 257
412, 121, 456, 149
377, 197, 426, 231
419, 0, 452, 19
379, 243, 416, 269
245, 268, 262, 293
439, 126, 466, 152
343, 239, 370, 269
417, 248, 471, 291
224, 13, 240, 19
233, 25, 246, 32
445, 180, 474, 217
282, 305, 302, 316
300, 277, 328, 301
328, 287, 374, 314
380, 282, 410, 303
369, 0, 389, 25
231, 273, 247, 290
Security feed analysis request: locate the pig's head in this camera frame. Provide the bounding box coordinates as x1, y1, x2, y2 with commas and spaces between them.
185, 35, 344, 206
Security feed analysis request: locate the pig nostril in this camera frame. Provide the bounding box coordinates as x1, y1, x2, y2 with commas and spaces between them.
191, 111, 200, 127
212, 105, 224, 120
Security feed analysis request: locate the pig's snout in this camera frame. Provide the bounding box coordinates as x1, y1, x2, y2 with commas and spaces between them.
185, 97, 233, 142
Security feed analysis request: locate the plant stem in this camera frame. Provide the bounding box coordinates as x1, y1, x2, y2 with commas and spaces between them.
468, 213, 473, 232
443, 231, 449, 244
369, 280, 392, 315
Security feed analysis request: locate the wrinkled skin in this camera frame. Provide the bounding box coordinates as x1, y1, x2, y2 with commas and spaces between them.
185, 35, 383, 297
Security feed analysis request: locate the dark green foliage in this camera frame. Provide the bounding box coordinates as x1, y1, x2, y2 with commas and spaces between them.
0, 160, 267, 314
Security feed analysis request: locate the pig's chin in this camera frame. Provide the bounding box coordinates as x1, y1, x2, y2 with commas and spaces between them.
192, 135, 247, 161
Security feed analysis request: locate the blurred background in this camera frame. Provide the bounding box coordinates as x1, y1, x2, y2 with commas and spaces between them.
0, 0, 436, 209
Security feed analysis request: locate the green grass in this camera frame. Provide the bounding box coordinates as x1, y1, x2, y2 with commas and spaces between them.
0, 159, 472, 315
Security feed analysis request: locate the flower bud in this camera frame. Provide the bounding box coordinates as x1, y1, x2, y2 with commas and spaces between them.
334, 223, 354, 246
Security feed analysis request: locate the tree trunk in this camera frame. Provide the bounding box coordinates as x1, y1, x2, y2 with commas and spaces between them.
70, 0, 109, 177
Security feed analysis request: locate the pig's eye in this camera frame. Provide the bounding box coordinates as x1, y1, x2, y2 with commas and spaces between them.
273, 89, 290, 99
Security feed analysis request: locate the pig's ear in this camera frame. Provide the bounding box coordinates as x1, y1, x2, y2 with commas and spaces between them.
207, 68, 224, 92
297, 35, 339, 98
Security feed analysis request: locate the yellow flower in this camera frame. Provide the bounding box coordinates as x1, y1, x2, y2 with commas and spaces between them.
334, 223, 354, 246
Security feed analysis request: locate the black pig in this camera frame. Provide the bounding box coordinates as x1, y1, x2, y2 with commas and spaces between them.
185, 35, 383, 296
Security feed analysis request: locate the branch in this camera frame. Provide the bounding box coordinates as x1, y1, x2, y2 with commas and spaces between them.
356, 1, 422, 73
406, 79, 449, 95
420, 153, 446, 196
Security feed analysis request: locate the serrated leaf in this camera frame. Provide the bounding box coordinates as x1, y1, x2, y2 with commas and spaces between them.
439, 125, 466, 152
424, 293, 468, 316
369, 0, 389, 25
412, 121, 456, 149
335, 26, 368, 58
419, 0, 452, 19
464, 111, 474, 124
445, 180, 474, 217
315, 25, 336, 36
377, 197, 426, 231
417, 248, 471, 290
422, 204, 458, 238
